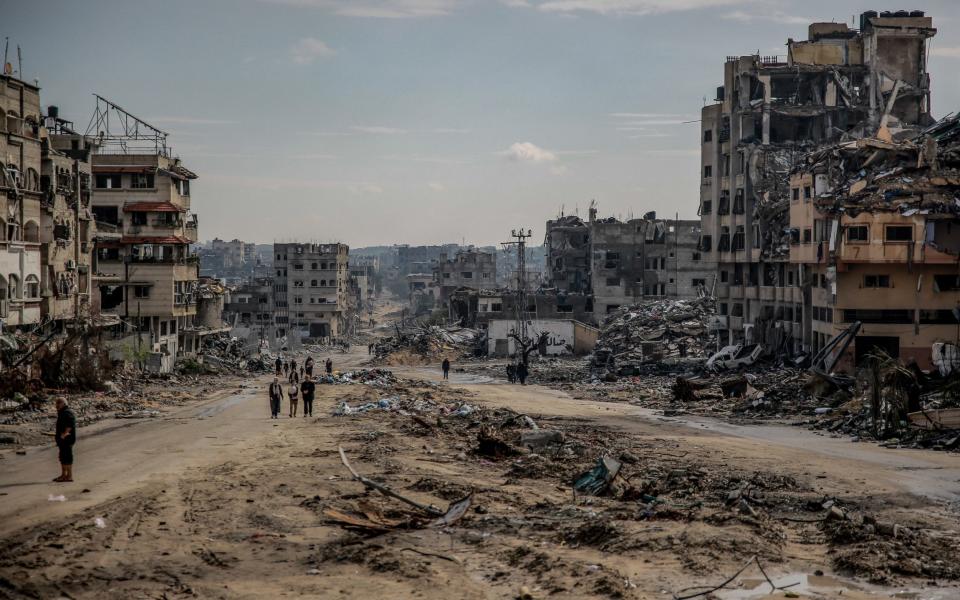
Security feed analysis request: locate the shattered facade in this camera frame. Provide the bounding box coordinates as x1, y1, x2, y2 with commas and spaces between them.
432, 248, 497, 301
545, 215, 591, 293
272, 242, 351, 339
0, 74, 44, 327
223, 277, 273, 332
589, 208, 713, 317
91, 151, 201, 362
700, 11, 937, 355
41, 111, 96, 325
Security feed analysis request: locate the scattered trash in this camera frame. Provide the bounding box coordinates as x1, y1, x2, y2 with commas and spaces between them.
47, 494, 66, 502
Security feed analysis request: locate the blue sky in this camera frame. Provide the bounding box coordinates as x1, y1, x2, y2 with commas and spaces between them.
6, 0, 960, 246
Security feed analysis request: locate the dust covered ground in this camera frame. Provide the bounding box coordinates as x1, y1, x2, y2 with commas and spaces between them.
1, 363, 959, 599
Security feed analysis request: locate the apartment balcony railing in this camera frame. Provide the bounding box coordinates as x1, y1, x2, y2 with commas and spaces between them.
127, 255, 200, 265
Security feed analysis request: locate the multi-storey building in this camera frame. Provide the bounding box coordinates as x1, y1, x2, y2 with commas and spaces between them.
545, 215, 591, 293
589, 208, 714, 317
91, 152, 200, 363
223, 277, 273, 332
40, 109, 96, 326
432, 248, 497, 301
272, 242, 351, 339
699, 11, 936, 354
0, 74, 44, 327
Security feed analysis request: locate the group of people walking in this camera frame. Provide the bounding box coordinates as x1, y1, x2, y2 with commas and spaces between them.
505, 362, 529, 385
269, 354, 331, 419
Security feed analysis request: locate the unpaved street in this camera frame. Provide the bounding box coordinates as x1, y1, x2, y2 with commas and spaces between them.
1, 354, 959, 599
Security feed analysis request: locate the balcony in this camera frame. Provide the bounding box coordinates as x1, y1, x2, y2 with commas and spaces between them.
127, 254, 199, 265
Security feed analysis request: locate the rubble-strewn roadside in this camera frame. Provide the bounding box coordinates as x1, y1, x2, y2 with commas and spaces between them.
2, 370, 956, 598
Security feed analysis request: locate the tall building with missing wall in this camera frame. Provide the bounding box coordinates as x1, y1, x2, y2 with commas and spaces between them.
699, 11, 937, 355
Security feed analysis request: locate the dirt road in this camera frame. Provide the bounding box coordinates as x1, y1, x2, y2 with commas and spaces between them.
1, 356, 957, 599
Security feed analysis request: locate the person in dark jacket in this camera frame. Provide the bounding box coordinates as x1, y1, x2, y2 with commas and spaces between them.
506, 363, 516, 384
304, 356, 314, 377
275, 356, 283, 376
441, 358, 451, 380
53, 398, 76, 482
301, 378, 316, 417
325, 358, 333, 375
268, 377, 284, 419
517, 362, 529, 385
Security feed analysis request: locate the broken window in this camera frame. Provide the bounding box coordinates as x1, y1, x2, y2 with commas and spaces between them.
703, 165, 713, 179
804, 186, 812, 199
920, 310, 958, 324
731, 303, 744, 317
130, 212, 147, 226
847, 225, 868, 242
842, 309, 912, 324
933, 275, 960, 292
692, 278, 705, 287
792, 188, 800, 201
699, 235, 712, 252
134, 285, 150, 298
692, 252, 701, 261
720, 270, 729, 283
462, 272, 473, 279
95, 173, 121, 189
92, 206, 119, 225
131, 173, 154, 189
885, 226, 913, 242
718, 191, 730, 215
703, 129, 712, 143
700, 200, 712, 215
719, 302, 728, 315
606, 277, 621, 287
293, 263, 304, 270
803, 228, 812, 243
732, 226, 745, 251
864, 275, 891, 288
733, 189, 744, 214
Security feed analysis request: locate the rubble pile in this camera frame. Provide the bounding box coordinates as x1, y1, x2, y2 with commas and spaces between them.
319, 368, 399, 387
373, 324, 481, 364
591, 297, 717, 377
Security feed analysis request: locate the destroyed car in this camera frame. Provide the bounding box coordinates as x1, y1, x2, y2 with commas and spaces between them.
706, 344, 763, 371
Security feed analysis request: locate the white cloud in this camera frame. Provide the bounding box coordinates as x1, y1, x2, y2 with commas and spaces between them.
722, 9, 808, 25
290, 37, 336, 65
348, 183, 384, 194
427, 182, 446, 191
352, 125, 408, 134
263, 0, 459, 18
504, 141, 558, 163
931, 46, 960, 59
520, 0, 747, 16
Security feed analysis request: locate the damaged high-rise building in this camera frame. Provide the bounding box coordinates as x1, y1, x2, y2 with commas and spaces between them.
700, 11, 937, 354
272, 242, 352, 340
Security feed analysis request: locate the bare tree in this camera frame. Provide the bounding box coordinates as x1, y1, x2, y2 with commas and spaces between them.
508, 330, 550, 366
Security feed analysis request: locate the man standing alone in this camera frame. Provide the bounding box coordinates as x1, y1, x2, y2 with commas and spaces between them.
53, 398, 76, 482
268, 377, 284, 419
442, 357, 451, 380
301, 377, 316, 417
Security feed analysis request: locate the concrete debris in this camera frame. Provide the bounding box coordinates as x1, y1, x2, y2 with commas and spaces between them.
591, 297, 717, 377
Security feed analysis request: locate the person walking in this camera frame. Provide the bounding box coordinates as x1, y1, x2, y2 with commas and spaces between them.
289, 359, 297, 376
517, 362, 529, 385
441, 357, 451, 380
282, 359, 288, 378
275, 356, 283, 377
53, 398, 76, 482
288, 379, 300, 418
304, 356, 314, 377
301, 377, 316, 417
268, 377, 283, 419
325, 358, 333, 375
506, 363, 516, 384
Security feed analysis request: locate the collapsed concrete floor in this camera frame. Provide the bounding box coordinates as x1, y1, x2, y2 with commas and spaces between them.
1, 355, 959, 599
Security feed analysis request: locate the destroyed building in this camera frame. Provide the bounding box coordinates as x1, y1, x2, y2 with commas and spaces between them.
40, 109, 96, 326
700, 11, 937, 354
89, 100, 202, 371
199, 238, 265, 284
450, 288, 595, 328
272, 242, 352, 339
588, 207, 713, 317
223, 277, 273, 332
545, 215, 591, 293
0, 73, 44, 326
432, 248, 497, 301
790, 111, 960, 371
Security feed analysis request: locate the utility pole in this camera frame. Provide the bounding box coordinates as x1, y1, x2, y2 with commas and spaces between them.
501, 227, 533, 354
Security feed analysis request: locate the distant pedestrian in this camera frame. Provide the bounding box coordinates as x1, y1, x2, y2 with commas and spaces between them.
368, 343, 374, 355
275, 356, 283, 376
304, 356, 314, 377
282, 360, 288, 377
289, 359, 297, 375
301, 378, 316, 417
442, 358, 451, 380
269, 377, 283, 419
506, 363, 516, 384
288, 380, 300, 417
299, 366, 305, 381
53, 398, 76, 482
517, 362, 529, 385
325, 358, 333, 375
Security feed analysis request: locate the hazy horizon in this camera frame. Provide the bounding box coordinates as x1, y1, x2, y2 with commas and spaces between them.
8, 0, 960, 247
